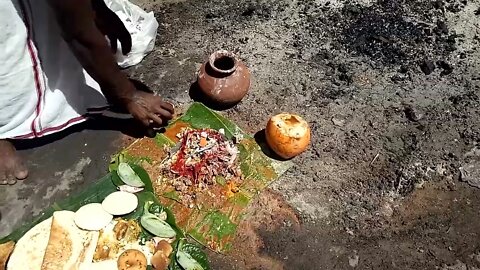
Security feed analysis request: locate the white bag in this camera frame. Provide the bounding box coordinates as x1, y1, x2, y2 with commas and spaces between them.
104, 0, 159, 68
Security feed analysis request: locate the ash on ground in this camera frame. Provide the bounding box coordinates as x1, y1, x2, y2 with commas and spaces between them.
129, 0, 480, 268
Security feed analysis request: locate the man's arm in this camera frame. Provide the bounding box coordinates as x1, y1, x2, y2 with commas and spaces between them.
47, 0, 133, 105
46, 0, 173, 126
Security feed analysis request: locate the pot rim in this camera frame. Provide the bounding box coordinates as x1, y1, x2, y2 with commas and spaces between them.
208, 50, 238, 74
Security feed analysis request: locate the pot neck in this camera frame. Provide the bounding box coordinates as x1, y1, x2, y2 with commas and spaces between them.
208, 51, 238, 77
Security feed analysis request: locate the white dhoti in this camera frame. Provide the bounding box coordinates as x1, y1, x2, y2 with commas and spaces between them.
0, 0, 157, 139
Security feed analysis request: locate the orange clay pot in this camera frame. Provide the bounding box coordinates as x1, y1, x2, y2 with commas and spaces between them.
265, 113, 311, 159
197, 50, 251, 106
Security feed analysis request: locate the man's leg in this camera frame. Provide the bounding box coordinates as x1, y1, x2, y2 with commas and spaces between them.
0, 140, 28, 185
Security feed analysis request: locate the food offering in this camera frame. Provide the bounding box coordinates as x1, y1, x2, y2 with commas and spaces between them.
158, 127, 243, 204
1, 164, 210, 270
1, 102, 294, 263
109, 102, 294, 252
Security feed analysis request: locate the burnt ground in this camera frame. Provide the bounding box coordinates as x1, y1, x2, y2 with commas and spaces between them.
2, 0, 480, 269
127, 0, 480, 268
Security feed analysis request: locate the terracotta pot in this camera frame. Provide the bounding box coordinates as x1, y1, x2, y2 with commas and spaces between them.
197, 50, 251, 106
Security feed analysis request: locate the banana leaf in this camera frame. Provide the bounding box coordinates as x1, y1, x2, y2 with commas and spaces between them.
1, 102, 292, 256
0, 173, 117, 244
120, 102, 293, 252
0, 167, 210, 268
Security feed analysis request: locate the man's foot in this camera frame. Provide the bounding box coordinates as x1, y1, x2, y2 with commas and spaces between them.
0, 140, 28, 185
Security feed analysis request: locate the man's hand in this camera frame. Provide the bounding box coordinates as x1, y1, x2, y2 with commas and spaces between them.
126, 92, 174, 127
47, 0, 174, 128
91, 0, 132, 55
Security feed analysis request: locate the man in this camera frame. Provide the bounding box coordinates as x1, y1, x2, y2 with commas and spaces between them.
0, 0, 174, 185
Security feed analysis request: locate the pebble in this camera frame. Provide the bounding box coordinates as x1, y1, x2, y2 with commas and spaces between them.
348, 253, 359, 268
459, 162, 480, 189
404, 106, 424, 122
380, 202, 394, 217
332, 117, 346, 127
391, 73, 409, 82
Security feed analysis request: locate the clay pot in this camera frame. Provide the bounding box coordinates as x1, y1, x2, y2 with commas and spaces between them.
197, 50, 251, 106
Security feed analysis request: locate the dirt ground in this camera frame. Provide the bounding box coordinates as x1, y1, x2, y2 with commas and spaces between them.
127, 0, 480, 269
2, 0, 480, 269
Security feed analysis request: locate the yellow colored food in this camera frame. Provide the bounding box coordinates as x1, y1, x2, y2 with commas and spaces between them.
0, 241, 15, 270
117, 249, 147, 270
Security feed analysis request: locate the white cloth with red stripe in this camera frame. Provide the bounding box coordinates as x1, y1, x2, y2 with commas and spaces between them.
0, 0, 157, 139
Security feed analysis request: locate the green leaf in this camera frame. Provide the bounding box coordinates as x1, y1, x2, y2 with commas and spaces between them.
177, 250, 204, 270
135, 192, 184, 238
155, 133, 176, 147
139, 229, 154, 245
171, 240, 210, 270
109, 153, 125, 172
141, 214, 176, 238
111, 170, 124, 187
169, 260, 183, 270
140, 201, 177, 238
109, 153, 153, 172
118, 162, 145, 187
178, 102, 244, 139
149, 203, 165, 215
111, 162, 154, 193
180, 242, 210, 270
195, 211, 237, 240
130, 164, 154, 193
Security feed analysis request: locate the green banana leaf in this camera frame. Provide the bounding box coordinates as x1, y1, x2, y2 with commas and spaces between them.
1, 102, 292, 257
0, 173, 117, 244
171, 239, 211, 270
0, 169, 210, 268
120, 102, 293, 252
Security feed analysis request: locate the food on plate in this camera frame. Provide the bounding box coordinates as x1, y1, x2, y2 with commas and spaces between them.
113, 219, 139, 241
151, 240, 173, 270
7, 210, 100, 270
7, 216, 53, 269
93, 219, 143, 262
89, 259, 117, 270
225, 180, 240, 198
102, 191, 138, 216
0, 241, 15, 270
150, 250, 170, 270
118, 163, 145, 188
155, 240, 173, 257
74, 203, 113, 231
118, 185, 144, 193
112, 219, 142, 243
40, 211, 99, 269
158, 128, 243, 203
265, 113, 311, 159
140, 202, 176, 238
117, 249, 147, 270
